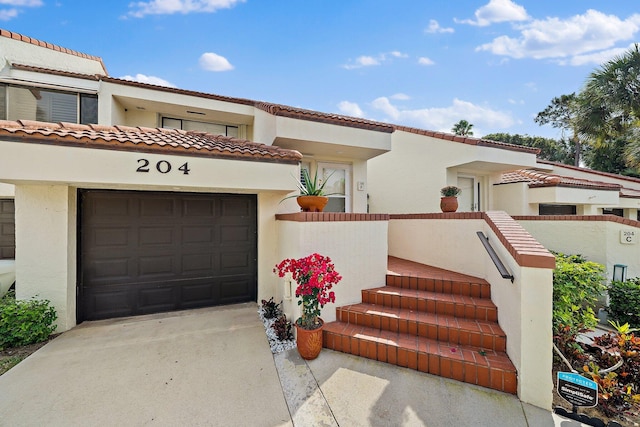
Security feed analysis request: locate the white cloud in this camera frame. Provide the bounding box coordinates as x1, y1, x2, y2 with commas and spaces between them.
0, 0, 42, 5
563, 44, 634, 66
127, 0, 244, 18
390, 93, 410, 101
337, 101, 364, 118
0, 0, 42, 20
120, 74, 176, 87
343, 51, 408, 69
477, 10, 640, 64
425, 19, 454, 34
199, 52, 234, 71
0, 8, 17, 19
369, 97, 515, 133
456, 0, 528, 27
418, 57, 435, 66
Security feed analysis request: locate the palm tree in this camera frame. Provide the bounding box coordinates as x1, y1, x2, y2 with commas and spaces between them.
575, 44, 640, 170
452, 120, 474, 136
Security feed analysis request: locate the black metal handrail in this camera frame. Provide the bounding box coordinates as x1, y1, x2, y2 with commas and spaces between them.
476, 231, 514, 283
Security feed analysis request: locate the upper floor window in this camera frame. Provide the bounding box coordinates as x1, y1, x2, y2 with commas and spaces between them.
539, 204, 576, 215
0, 84, 98, 125
161, 117, 238, 137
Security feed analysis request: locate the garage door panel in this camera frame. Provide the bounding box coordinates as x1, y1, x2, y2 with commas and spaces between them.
183, 198, 215, 216
140, 197, 177, 217
182, 253, 214, 274
90, 258, 131, 281
139, 227, 173, 246
182, 226, 214, 243
220, 225, 251, 244
91, 227, 131, 247
0, 199, 15, 260
79, 190, 256, 321
219, 277, 253, 304
221, 197, 252, 217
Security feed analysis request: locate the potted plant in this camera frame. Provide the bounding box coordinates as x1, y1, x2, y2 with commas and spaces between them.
284, 168, 335, 212
440, 185, 461, 212
274, 253, 342, 360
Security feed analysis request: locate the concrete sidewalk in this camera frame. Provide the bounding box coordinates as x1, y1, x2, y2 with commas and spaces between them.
0, 304, 584, 426
0, 304, 291, 427
276, 347, 585, 427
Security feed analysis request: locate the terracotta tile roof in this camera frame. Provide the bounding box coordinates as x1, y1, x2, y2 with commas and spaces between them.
497, 169, 622, 191
254, 102, 395, 133
620, 187, 640, 198
10, 63, 102, 81
537, 159, 640, 185
393, 125, 540, 154
0, 29, 108, 75
0, 120, 302, 164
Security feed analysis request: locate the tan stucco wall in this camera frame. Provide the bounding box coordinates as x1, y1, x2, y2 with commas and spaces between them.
492, 183, 534, 215
275, 219, 388, 324
0, 36, 105, 75
0, 183, 14, 198
519, 219, 640, 279
0, 140, 298, 193
367, 130, 537, 214
14, 185, 76, 331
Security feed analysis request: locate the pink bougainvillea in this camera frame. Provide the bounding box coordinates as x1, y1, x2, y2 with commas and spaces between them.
274, 253, 342, 330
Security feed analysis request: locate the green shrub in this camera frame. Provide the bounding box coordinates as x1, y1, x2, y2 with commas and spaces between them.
0, 290, 57, 350
552, 252, 606, 358
607, 278, 640, 328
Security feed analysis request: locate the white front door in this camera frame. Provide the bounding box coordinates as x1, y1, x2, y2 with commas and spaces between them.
318, 162, 351, 213
457, 176, 478, 212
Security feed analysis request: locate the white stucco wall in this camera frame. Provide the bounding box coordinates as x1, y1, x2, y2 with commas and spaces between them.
275, 219, 388, 324
367, 130, 538, 214
14, 185, 76, 331
493, 183, 535, 215
518, 219, 640, 279
0, 35, 106, 75
388, 219, 486, 278
0, 183, 14, 198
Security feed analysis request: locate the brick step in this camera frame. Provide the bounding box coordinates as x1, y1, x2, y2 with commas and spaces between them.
323, 321, 517, 394
336, 303, 506, 352
386, 256, 491, 298
362, 286, 498, 322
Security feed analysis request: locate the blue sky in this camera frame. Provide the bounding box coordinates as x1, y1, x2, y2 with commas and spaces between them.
3, 0, 639, 138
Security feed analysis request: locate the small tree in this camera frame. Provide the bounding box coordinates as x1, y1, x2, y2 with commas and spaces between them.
451, 119, 474, 136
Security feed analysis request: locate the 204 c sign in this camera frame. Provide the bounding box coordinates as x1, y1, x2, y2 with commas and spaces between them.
136, 158, 190, 175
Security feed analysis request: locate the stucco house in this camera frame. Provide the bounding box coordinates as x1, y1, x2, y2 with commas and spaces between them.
1, 29, 637, 410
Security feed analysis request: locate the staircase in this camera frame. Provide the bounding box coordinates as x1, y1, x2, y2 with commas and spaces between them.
322, 256, 517, 394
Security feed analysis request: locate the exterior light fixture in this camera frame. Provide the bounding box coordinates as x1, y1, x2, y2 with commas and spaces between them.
613, 264, 627, 282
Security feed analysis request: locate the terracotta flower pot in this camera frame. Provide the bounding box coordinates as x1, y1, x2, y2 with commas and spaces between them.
296, 196, 329, 212
295, 318, 324, 360
440, 196, 458, 213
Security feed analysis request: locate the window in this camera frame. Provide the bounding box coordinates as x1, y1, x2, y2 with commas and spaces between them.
161, 117, 238, 137
539, 204, 576, 215
603, 208, 624, 217
0, 84, 97, 124
318, 162, 351, 213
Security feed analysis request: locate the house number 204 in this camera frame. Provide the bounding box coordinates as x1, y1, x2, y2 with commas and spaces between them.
136, 159, 190, 175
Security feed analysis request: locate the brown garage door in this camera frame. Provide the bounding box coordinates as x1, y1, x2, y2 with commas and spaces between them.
78, 190, 257, 321
0, 199, 15, 259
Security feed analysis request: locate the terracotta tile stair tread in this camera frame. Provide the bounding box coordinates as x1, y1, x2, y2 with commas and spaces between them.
387, 256, 489, 284
337, 303, 506, 351
363, 286, 498, 321
323, 256, 517, 394
323, 321, 517, 393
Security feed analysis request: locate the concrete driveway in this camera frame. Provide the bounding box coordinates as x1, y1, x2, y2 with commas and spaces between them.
0, 304, 291, 427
